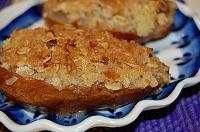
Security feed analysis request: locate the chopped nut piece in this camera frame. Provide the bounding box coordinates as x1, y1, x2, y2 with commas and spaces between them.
150, 77, 158, 87
5, 76, 18, 85
147, 63, 158, 68
122, 77, 130, 88
125, 63, 137, 68
105, 82, 122, 90
43, 56, 51, 63
16, 66, 35, 77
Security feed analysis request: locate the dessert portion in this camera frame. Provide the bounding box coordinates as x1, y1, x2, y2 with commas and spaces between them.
44, 0, 176, 41
0, 25, 170, 113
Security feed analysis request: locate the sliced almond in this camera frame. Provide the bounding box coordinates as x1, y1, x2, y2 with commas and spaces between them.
105, 82, 122, 90
16, 66, 35, 77
147, 63, 158, 68
125, 62, 137, 68
6, 76, 18, 86
43, 56, 51, 63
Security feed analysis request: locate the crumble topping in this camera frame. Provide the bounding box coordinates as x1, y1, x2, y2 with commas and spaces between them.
1, 25, 169, 90
44, 0, 176, 37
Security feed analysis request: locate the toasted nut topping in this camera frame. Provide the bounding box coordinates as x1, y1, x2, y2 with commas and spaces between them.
147, 63, 158, 68
105, 82, 122, 90
46, 0, 175, 37
54, 64, 60, 73
150, 78, 159, 87
1, 25, 170, 90
6, 76, 18, 85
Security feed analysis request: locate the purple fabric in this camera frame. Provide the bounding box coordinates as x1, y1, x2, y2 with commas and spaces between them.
135, 84, 200, 132
179, 0, 186, 3
89, 84, 200, 132
0, 0, 11, 10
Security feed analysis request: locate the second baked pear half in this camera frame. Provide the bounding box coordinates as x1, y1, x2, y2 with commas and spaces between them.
44, 0, 176, 42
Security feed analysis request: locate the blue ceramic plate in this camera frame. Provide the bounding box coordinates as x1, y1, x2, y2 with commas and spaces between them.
0, 1, 199, 131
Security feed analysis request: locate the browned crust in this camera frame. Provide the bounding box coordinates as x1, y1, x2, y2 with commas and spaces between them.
108, 26, 173, 42
0, 67, 162, 113
43, 0, 176, 42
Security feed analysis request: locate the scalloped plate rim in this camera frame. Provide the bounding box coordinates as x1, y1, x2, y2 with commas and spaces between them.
0, 1, 199, 132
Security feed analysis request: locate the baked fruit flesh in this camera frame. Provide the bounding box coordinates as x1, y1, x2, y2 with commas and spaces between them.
0, 25, 170, 113
43, 0, 176, 42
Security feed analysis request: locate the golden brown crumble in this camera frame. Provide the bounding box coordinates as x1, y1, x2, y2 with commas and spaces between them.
1, 25, 169, 90
44, 0, 176, 37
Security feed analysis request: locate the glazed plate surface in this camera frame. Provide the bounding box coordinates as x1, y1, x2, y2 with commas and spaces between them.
0, 1, 200, 131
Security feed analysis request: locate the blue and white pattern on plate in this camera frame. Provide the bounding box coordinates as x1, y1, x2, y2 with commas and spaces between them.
0, 3, 200, 127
